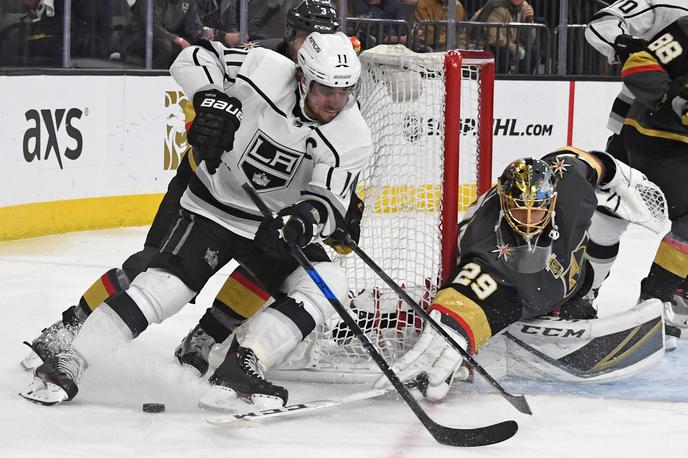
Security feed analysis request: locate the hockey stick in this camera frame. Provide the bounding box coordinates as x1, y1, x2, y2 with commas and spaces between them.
243, 183, 518, 447
343, 234, 532, 416
208, 385, 397, 425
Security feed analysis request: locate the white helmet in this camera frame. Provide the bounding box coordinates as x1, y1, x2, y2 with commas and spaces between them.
297, 31, 361, 94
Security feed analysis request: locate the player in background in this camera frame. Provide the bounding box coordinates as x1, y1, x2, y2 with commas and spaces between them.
19, 0, 356, 380
583, 0, 686, 343
20, 31, 370, 408
374, 148, 667, 400
586, 0, 688, 162
619, 14, 688, 344
261, 0, 341, 60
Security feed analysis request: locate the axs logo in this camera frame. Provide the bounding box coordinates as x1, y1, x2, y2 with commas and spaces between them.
23, 108, 84, 169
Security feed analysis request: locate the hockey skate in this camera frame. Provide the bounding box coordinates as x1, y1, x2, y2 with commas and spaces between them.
199, 346, 288, 413
664, 289, 688, 349
174, 324, 216, 376
19, 350, 86, 406
21, 315, 81, 370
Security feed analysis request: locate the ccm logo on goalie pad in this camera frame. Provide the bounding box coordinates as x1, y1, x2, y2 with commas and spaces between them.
516, 324, 584, 338
239, 131, 306, 191
199, 98, 243, 120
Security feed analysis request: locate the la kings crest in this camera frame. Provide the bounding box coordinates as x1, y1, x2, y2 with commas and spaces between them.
240, 130, 306, 191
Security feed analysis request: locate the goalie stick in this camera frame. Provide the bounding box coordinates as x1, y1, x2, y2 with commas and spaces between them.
343, 234, 533, 416
242, 183, 518, 447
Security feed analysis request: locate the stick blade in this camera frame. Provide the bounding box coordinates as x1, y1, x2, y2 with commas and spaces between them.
429, 420, 518, 447
507, 394, 533, 415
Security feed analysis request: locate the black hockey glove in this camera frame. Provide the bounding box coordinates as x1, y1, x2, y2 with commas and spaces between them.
188, 89, 242, 174
255, 201, 323, 259
612, 34, 647, 64
324, 194, 365, 255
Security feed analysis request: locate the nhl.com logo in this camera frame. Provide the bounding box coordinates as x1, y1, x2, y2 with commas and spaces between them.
163, 91, 195, 171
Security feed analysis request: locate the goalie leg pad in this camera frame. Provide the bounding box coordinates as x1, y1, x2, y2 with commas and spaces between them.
505, 299, 664, 382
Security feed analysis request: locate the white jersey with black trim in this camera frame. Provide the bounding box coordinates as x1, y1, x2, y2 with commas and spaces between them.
585, 0, 688, 134
170, 41, 373, 240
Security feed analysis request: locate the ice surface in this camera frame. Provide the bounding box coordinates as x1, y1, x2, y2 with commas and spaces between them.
1, 225, 686, 457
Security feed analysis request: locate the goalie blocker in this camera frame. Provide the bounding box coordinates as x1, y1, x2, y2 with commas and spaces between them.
374, 147, 668, 399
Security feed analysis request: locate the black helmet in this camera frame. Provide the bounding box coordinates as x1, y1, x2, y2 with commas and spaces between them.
287, 0, 341, 34
497, 158, 558, 238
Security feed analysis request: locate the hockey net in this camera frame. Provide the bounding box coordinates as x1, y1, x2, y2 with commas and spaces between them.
271, 46, 495, 382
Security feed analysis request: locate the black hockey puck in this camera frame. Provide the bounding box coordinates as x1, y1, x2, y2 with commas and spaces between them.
142, 403, 165, 413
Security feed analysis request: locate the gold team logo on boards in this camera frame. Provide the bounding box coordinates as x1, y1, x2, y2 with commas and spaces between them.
163, 91, 195, 171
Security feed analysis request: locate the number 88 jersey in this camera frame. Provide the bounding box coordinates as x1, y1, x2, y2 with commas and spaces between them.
622, 16, 688, 140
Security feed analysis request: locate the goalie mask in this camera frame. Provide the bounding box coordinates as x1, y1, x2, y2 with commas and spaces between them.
498, 158, 557, 238
297, 32, 361, 122
495, 158, 558, 273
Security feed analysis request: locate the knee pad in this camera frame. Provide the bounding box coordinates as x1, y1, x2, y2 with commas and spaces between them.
281, 262, 348, 324
127, 268, 195, 325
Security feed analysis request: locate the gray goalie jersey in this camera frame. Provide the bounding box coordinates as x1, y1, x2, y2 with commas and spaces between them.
585, 0, 688, 134
170, 41, 372, 240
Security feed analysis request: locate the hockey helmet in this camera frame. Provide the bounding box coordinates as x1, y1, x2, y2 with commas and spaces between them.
497, 157, 558, 238
287, 0, 341, 35
297, 32, 361, 91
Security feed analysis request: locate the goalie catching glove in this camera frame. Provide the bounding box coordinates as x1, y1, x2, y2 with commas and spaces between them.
187, 89, 242, 173
595, 152, 669, 234
373, 309, 470, 401
254, 201, 324, 258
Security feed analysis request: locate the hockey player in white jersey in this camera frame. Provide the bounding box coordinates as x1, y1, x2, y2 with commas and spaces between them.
585, 0, 688, 160
583, 0, 686, 340
19, 31, 372, 408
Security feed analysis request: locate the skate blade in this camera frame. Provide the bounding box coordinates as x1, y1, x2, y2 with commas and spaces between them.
19, 378, 68, 406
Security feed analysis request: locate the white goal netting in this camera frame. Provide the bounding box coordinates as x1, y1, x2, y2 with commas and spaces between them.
271, 46, 494, 382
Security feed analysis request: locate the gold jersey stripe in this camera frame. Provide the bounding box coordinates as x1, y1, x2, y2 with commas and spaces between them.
430, 288, 492, 353
622, 51, 662, 74
655, 239, 688, 277
552, 146, 604, 182
624, 118, 688, 144
591, 320, 662, 372
215, 276, 268, 319
82, 280, 110, 312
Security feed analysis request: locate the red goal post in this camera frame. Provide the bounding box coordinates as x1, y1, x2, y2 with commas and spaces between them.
268, 47, 495, 382
442, 49, 494, 284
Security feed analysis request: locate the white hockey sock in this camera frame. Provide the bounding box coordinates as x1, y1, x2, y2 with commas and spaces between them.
71, 304, 133, 365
